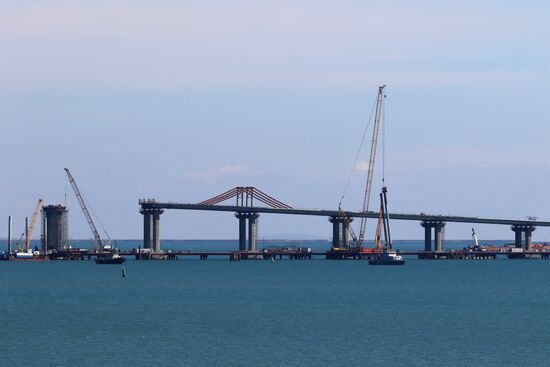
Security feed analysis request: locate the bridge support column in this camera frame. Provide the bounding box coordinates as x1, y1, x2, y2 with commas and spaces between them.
248, 213, 259, 251
512, 225, 523, 248
421, 222, 432, 252
329, 217, 351, 250
329, 217, 342, 249
511, 225, 536, 250
434, 222, 445, 252
152, 209, 164, 253
525, 227, 535, 251
236, 213, 247, 251
141, 209, 153, 249
342, 219, 352, 249
421, 221, 445, 252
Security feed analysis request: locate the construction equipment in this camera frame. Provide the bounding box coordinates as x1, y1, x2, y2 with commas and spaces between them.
374, 203, 384, 250
338, 85, 386, 251
15, 232, 25, 252
356, 84, 386, 248
368, 186, 405, 265
25, 199, 43, 251
64, 168, 110, 249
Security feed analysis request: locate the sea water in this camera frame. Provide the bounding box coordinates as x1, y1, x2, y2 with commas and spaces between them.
1, 240, 550, 366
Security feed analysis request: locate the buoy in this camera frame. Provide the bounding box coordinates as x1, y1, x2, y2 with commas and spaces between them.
122, 267, 127, 277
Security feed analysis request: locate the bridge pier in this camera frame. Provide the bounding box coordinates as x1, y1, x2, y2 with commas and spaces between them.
248, 213, 259, 251
236, 213, 247, 251
330, 217, 341, 249
235, 213, 260, 252
435, 222, 445, 252
526, 227, 534, 251
141, 208, 163, 252
152, 209, 163, 253
512, 225, 523, 249
423, 223, 432, 251
511, 225, 536, 250
421, 221, 446, 252
329, 217, 352, 250
142, 210, 152, 249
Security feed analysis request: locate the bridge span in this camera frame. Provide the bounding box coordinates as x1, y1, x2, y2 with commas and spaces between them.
139, 201, 550, 226
139, 194, 550, 255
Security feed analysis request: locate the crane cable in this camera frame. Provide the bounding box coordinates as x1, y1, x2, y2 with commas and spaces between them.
382, 92, 387, 185
84, 194, 112, 245
66, 174, 111, 246
338, 94, 378, 208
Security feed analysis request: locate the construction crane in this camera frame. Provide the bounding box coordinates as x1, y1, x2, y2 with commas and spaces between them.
336, 84, 386, 251
25, 198, 44, 251
342, 84, 386, 250
64, 168, 110, 249
356, 84, 385, 248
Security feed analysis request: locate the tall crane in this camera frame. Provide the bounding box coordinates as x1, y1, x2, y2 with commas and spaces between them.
64, 168, 109, 248
356, 84, 386, 248
25, 198, 44, 251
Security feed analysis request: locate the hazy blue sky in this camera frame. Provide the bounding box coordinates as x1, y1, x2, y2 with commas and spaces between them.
1, 0, 550, 241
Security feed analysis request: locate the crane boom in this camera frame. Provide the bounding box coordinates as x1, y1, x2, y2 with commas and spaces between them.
25, 198, 44, 251
357, 84, 386, 247
64, 168, 104, 247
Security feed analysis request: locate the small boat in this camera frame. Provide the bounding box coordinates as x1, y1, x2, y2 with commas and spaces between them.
369, 250, 405, 265
15, 249, 34, 259
95, 252, 126, 264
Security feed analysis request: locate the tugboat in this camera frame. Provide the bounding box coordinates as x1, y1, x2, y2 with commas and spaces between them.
369, 250, 405, 265
369, 187, 405, 265
95, 251, 126, 265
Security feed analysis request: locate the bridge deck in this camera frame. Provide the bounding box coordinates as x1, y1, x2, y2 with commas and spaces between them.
139, 201, 550, 227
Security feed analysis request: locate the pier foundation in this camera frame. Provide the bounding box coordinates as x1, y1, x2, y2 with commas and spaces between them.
421, 221, 446, 252
235, 213, 260, 252
248, 213, 259, 251
152, 209, 163, 253
511, 225, 536, 250
142, 210, 152, 249
141, 208, 163, 252
329, 217, 352, 250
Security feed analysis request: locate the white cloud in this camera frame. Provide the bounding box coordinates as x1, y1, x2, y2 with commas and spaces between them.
355, 160, 370, 172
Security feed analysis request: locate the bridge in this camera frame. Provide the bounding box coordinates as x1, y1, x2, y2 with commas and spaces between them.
139, 187, 550, 255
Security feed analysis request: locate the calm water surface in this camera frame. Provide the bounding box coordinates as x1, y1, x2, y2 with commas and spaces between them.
1, 242, 549, 366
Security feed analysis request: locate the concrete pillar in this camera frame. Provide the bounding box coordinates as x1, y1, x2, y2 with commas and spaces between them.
329, 217, 341, 249
248, 214, 259, 251
142, 210, 152, 249
512, 225, 522, 249
342, 220, 349, 250
422, 222, 432, 252
434, 223, 445, 252
236, 213, 247, 251
152, 210, 163, 253
525, 226, 535, 251
8, 216, 12, 259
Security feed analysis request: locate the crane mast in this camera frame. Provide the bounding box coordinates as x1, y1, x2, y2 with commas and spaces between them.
64, 168, 105, 248
25, 198, 44, 251
356, 84, 386, 248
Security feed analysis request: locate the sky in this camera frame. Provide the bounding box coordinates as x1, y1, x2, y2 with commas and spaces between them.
1, 0, 550, 242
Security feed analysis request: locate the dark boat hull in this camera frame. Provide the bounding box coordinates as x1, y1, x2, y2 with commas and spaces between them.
95, 257, 126, 264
